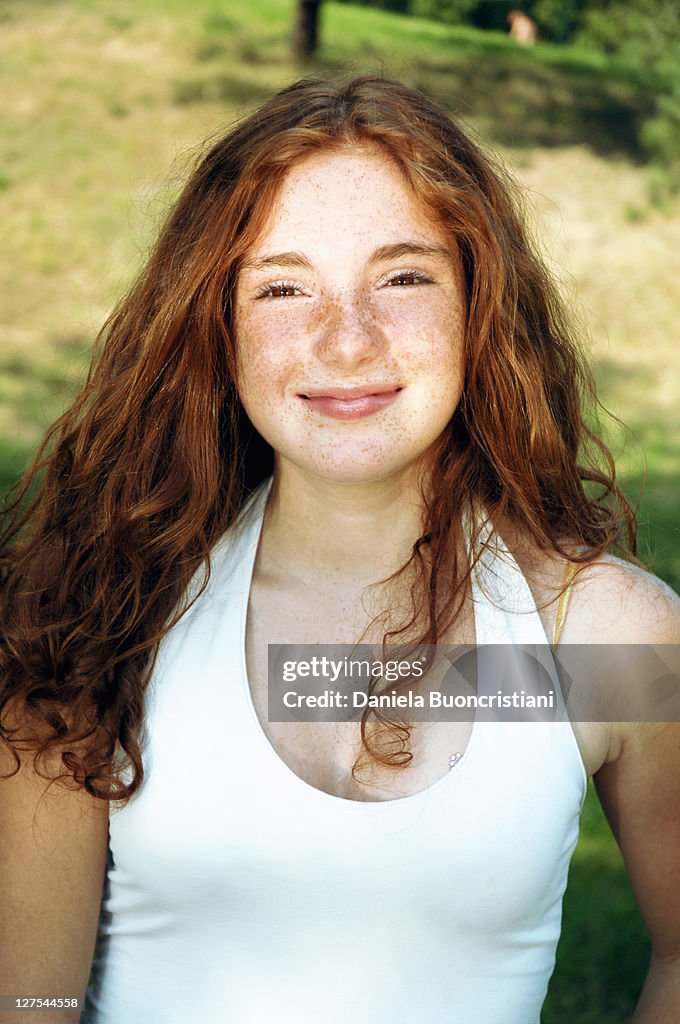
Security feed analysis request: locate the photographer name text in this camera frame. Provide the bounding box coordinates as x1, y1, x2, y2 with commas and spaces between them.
281, 689, 555, 710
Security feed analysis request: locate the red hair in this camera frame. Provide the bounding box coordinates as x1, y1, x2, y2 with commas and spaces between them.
0, 76, 634, 800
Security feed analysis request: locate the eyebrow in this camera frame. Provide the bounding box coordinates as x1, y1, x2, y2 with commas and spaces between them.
243, 240, 453, 272
371, 241, 453, 264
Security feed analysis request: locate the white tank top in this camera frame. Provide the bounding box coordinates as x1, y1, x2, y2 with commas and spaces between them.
84, 480, 586, 1024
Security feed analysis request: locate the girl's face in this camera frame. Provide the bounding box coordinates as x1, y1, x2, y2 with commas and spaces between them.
234, 144, 466, 486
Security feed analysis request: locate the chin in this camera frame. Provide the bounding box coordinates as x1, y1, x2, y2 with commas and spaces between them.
294, 451, 424, 486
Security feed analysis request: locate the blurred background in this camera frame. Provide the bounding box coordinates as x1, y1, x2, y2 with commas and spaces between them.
2, 1, 679, 1020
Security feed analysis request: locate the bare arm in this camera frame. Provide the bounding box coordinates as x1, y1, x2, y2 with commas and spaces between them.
585, 563, 680, 1022
595, 721, 680, 1023
0, 741, 109, 1024
631, 954, 680, 1023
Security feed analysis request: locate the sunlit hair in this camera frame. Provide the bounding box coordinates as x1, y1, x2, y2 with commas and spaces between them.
0, 76, 634, 799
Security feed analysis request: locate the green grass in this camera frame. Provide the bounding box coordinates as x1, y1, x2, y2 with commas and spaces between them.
594, 360, 680, 589
2, 2, 678, 1020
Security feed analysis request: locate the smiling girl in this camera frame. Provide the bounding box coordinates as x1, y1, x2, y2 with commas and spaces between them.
1, 76, 679, 1024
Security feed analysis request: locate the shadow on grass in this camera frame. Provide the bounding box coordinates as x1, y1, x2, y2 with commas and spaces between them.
173, 73, 273, 106
543, 785, 649, 1023
410, 55, 652, 158
174, 17, 654, 163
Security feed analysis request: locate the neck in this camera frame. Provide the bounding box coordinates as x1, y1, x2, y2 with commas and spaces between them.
260, 461, 429, 589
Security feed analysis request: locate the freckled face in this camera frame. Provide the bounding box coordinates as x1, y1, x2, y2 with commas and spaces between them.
233, 145, 466, 484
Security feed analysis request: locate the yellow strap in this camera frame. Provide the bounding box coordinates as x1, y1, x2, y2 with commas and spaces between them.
552, 560, 580, 648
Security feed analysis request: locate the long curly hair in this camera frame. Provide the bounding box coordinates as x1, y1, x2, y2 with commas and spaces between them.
0, 75, 634, 801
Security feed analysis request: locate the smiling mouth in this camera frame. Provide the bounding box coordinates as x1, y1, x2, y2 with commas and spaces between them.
297, 386, 404, 421
299, 385, 404, 401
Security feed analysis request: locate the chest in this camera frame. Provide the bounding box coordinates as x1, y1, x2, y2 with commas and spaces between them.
244, 573, 479, 800
245, 569, 610, 788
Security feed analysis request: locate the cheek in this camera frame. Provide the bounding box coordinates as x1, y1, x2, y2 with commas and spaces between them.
235, 306, 303, 398
376, 291, 464, 356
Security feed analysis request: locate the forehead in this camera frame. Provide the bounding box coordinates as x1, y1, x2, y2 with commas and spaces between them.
248, 144, 450, 255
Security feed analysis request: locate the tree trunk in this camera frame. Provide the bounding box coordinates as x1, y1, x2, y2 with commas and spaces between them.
293, 0, 322, 57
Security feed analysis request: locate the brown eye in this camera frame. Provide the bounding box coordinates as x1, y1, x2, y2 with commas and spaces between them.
384, 270, 432, 288
255, 280, 305, 300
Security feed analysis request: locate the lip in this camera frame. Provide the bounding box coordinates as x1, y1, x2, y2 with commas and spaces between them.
297, 385, 404, 421
300, 385, 403, 400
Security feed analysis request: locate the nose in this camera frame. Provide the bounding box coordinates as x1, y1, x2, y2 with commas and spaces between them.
313, 293, 386, 369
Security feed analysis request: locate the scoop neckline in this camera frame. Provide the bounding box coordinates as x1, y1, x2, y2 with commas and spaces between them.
236, 479, 488, 808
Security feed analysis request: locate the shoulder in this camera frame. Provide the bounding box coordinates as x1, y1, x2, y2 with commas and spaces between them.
547, 555, 680, 774
498, 523, 680, 729
496, 514, 680, 643
560, 554, 680, 645
564, 556, 680, 760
